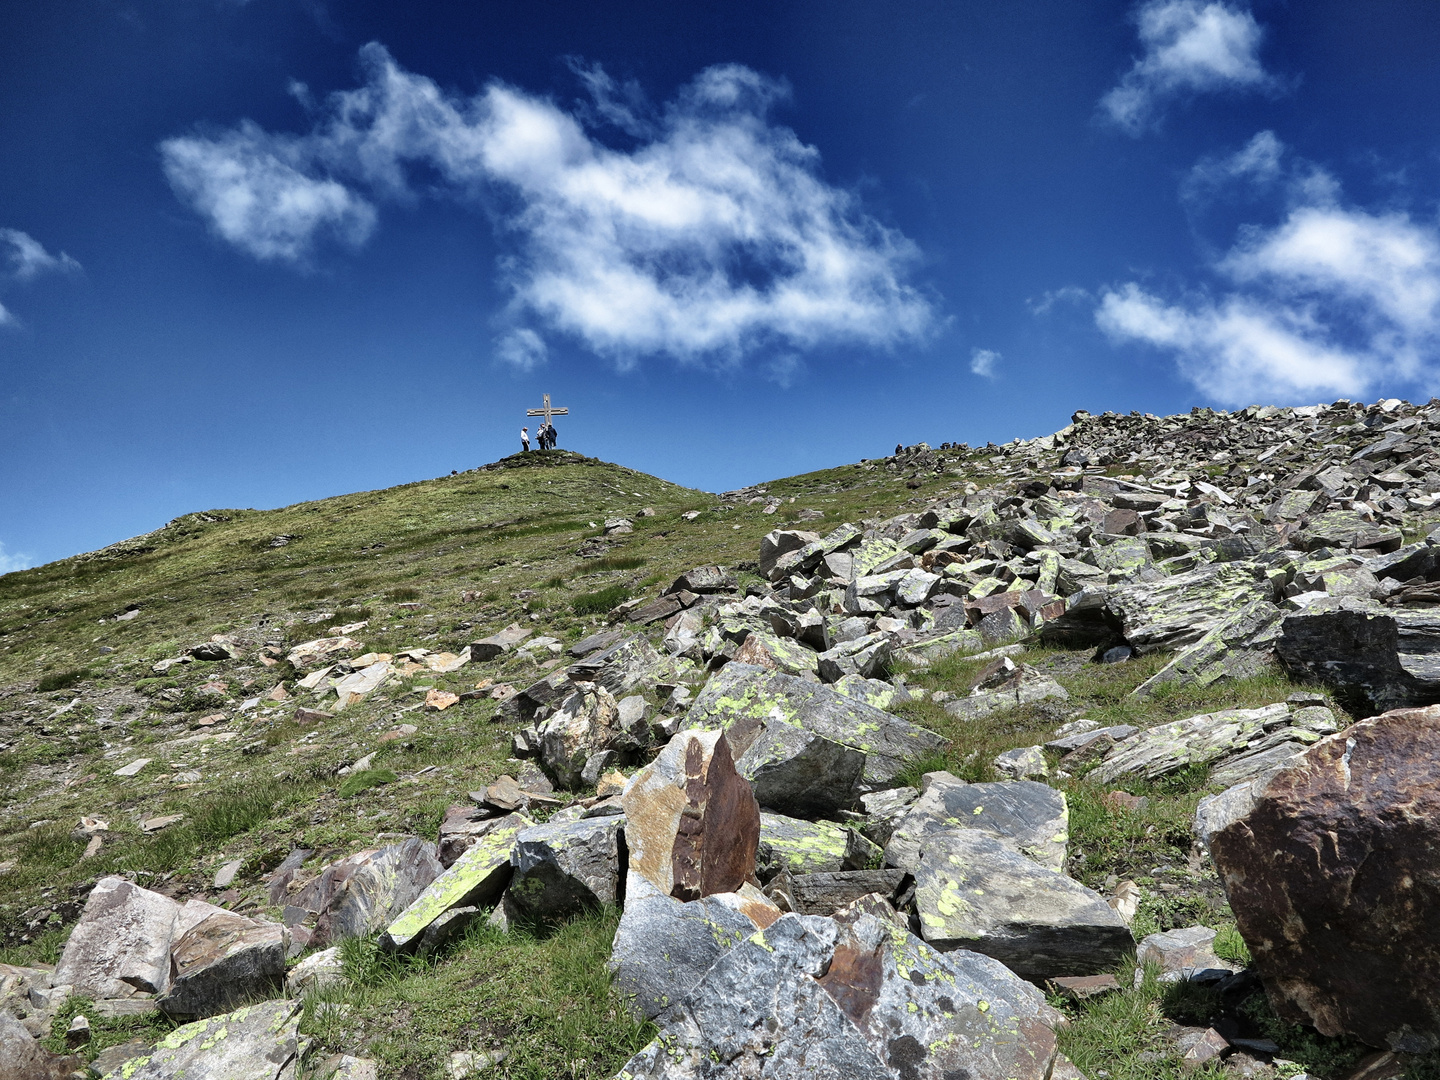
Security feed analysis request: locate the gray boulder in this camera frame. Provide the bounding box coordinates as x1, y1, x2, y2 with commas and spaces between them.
885, 774, 1069, 872
54, 877, 180, 999
537, 682, 645, 790
815, 633, 892, 683
507, 815, 626, 924
1132, 597, 1283, 697
95, 1000, 304, 1080
0, 1014, 83, 1080
379, 814, 531, 953
756, 813, 851, 881
290, 837, 443, 947
158, 912, 286, 1018
687, 663, 947, 792
943, 664, 1069, 721
914, 830, 1133, 978
760, 530, 821, 578
1106, 563, 1272, 653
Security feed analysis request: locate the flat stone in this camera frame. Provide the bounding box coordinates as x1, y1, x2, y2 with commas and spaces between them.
788, 870, 910, 916
96, 1000, 303, 1080
756, 813, 850, 881
113, 758, 151, 777
379, 814, 532, 953
1049, 974, 1122, 1000
885, 773, 1069, 872
913, 829, 1133, 979
1094, 703, 1293, 783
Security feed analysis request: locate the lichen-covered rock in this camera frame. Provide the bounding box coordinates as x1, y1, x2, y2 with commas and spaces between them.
942, 664, 1069, 721
1132, 598, 1283, 698
730, 631, 821, 677
1208, 705, 1440, 1052
913, 830, 1133, 979
687, 663, 947, 792
992, 745, 1047, 780
507, 815, 625, 924
96, 1000, 304, 1080
538, 682, 646, 790
379, 814, 532, 953
286, 946, 344, 995
1093, 703, 1336, 784
885, 774, 1069, 872
609, 872, 781, 1020
756, 813, 850, 881
622, 729, 760, 902
1105, 563, 1271, 653
158, 912, 286, 1018
54, 877, 180, 999
815, 634, 893, 683
291, 837, 444, 948
613, 909, 1074, 1080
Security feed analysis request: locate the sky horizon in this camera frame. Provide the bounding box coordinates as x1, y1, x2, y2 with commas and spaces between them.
4, 0, 1440, 570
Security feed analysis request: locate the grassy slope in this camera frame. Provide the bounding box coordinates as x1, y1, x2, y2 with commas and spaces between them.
0, 446, 1430, 1079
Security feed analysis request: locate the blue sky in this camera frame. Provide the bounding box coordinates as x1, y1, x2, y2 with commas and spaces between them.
4, 0, 1440, 569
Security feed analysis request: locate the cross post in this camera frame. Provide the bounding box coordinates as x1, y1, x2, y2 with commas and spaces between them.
526, 393, 570, 426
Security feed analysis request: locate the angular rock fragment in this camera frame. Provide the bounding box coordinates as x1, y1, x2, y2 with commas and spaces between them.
469, 623, 532, 661
622, 729, 760, 902
536, 682, 645, 790
1132, 598, 1283, 697
815, 633, 892, 683
687, 663, 947, 793
507, 815, 626, 924
54, 877, 180, 999
290, 837, 444, 948
96, 1000, 303, 1080
379, 814, 532, 953
1209, 705, 1440, 1052
756, 813, 851, 881
730, 631, 820, 677
158, 912, 286, 1018
885, 773, 1069, 872
914, 830, 1133, 978
943, 663, 1069, 721
0, 1014, 83, 1080
788, 870, 910, 916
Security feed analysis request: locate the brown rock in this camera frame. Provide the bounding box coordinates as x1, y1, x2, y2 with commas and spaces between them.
0, 1014, 84, 1080
621, 729, 760, 901
158, 911, 286, 1017
1209, 704, 1440, 1052
1049, 974, 1121, 1000
1102, 507, 1146, 535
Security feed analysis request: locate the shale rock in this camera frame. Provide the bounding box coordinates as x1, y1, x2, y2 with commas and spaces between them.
158, 912, 286, 1018
756, 813, 850, 881
97, 1000, 304, 1080
54, 877, 179, 999
379, 814, 532, 953
913, 830, 1133, 978
885, 773, 1069, 872
291, 837, 443, 948
0, 1014, 83, 1080
1208, 705, 1440, 1052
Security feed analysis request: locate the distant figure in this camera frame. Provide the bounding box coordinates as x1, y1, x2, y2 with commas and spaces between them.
895, 443, 902, 456
547, 423, 559, 449
521, 426, 530, 452
538, 422, 552, 450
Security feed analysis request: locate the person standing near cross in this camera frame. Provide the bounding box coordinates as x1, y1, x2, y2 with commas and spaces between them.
526, 393, 569, 451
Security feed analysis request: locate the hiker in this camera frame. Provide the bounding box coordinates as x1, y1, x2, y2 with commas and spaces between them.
521, 426, 530, 452
895, 443, 902, 456
538, 422, 552, 450
546, 422, 559, 449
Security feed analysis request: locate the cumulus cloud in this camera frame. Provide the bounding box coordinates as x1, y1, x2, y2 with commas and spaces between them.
495, 328, 548, 371
1096, 136, 1440, 405
159, 45, 936, 368
0, 542, 31, 576
969, 347, 1000, 378
1099, 1, 1278, 135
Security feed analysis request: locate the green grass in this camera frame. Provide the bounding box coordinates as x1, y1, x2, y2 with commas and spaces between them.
572, 584, 631, 616
37, 668, 91, 692
338, 768, 399, 798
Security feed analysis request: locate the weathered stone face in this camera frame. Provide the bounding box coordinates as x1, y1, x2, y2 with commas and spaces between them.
507, 815, 626, 924
158, 912, 287, 1018
54, 876, 180, 999
884, 773, 1069, 872
290, 837, 444, 948
1209, 705, 1440, 1052
95, 1000, 303, 1080
622, 729, 760, 902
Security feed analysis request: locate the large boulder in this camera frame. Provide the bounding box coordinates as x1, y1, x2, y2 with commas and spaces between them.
1132, 598, 1284, 697
158, 912, 286, 1018
614, 908, 1075, 1080
884, 774, 1069, 872
760, 530, 821, 578
1276, 596, 1440, 715
1207, 705, 1440, 1052
1105, 563, 1272, 653
379, 814, 532, 953
0, 1014, 83, 1080
95, 1000, 304, 1080
913, 830, 1133, 979
507, 815, 626, 924
756, 813, 850, 880
288, 837, 443, 948
54, 877, 180, 999
687, 663, 947, 792
622, 729, 760, 902
610, 875, 782, 1020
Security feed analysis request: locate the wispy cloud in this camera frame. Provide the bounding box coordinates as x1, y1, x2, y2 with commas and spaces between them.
0, 542, 31, 576
1098, 1, 1279, 136
161, 45, 937, 371
0, 228, 81, 330
1096, 135, 1440, 405
969, 347, 1000, 378
1028, 285, 1091, 316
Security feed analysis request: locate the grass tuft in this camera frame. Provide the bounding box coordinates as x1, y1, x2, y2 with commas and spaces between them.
572, 584, 630, 616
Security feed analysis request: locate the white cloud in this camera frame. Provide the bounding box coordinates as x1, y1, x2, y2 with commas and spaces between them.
1096, 136, 1440, 405
1028, 285, 1091, 315
160, 45, 936, 367
0, 542, 31, 576
495, 328, 548, 371
1182, 129, 1284, 203
0, 228, 81, 281
1099, 1, 1277, 136
0, 301, 15, 329
161, 122, 377, 262
970, 347, 1000, 378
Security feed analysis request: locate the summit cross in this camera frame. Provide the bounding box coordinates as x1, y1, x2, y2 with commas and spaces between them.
526, 393, 569, 426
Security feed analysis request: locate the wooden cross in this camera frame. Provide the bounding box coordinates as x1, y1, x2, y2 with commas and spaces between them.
526, 393, 569, 426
